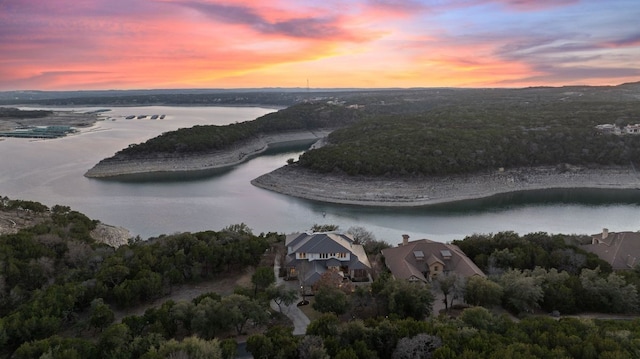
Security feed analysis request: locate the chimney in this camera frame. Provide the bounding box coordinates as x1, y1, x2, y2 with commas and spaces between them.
402, 234, 410, 246
602, 228, 609, 240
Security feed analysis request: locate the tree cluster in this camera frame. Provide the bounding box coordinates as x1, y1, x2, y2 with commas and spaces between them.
104, 103, 363, 159
298, 100, 640, 176
0, 107, 52, 118
0, 197, 273, 357
247, 311, 640, 359
455, 232, 639, 315
8, 255, 290, 358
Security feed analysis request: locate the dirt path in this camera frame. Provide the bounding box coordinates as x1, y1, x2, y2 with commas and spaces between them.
113, 267, 255, 321
0, 209, 49, 235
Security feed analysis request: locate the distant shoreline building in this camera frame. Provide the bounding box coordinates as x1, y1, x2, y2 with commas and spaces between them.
595, 123, 640, 135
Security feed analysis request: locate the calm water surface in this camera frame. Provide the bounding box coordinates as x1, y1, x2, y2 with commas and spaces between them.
1, 105, 639, 244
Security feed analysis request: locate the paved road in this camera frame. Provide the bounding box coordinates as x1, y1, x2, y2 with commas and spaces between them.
272, 259, 310, 335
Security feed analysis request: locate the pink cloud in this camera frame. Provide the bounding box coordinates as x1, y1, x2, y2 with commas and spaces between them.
493, 0, 579, 11
169, 0, 379, 42
0, 0, 637, 90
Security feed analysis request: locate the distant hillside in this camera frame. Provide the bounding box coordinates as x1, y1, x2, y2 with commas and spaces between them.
0, 107, 52, 118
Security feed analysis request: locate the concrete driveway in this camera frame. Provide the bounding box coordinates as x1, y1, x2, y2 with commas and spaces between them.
272, 259, 310, 335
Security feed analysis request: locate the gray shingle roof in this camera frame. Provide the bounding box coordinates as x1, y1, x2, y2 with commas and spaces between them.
285, 232, 372, 286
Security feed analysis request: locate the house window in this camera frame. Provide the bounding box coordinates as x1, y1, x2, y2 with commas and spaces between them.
337, 253, 346, 258
298, 252, 307, 259
320, 253, 328, 259
433, 265, 439, 272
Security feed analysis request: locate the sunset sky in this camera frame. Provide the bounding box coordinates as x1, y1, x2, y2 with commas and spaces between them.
1, 0, 639, 90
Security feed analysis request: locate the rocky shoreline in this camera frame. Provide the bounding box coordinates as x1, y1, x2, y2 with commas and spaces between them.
251, 164, 640, 207
0, 110, 99, 132
84, 130, 333, 178
83, 125, 640, 207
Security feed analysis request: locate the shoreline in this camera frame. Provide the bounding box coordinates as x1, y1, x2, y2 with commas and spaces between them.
84, 130, 333, 178
250, 164, 640, 207
0, 110, 99, 132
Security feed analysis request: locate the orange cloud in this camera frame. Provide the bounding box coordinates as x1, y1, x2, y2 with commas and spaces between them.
0, 0, 638, 90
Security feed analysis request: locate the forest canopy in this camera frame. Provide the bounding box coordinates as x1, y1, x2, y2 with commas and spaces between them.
92, 83, 640, 177
297, 100, 640, 176
108, 103, 363, 158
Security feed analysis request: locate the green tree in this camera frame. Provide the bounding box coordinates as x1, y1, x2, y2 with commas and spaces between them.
374, 276, 434, 320
311, 224, 340, 232
334, 348, 359, 359
580, 267, 638, 313
499, 269, 543, 314
220, 338, 237, 359
266, 284, 299, 313
531, 267, 577, 314
246, 334, 274, 359
306, 313, 340, 338
97, 323, 131, 359
459, 306, 495, 331
464, 276, 503, 308
220, 294, 269, 335
145, 336, 222, 359
392, 333, 442, 359
13, 336, 96, 359
347, 226, 375, 245
245, 325, 298, 359
252, 266, 276, 297
192, 297, 226, 339
223, 223, 253, 235
433, 273, 464, 311
298, 335, 329, 359
89, 298, 114, 332
313, 286, 349, 315
170, 300, 195, 334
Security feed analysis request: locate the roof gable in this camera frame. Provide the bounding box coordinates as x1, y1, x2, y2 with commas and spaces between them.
287, 232, 371, 270
296, 233, 351, 254
584, 231, 640, 270
382, 238, 485, 280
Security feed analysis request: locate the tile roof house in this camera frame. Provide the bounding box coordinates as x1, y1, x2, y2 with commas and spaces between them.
284, 232, 372, 288
582, 228, 640, 270
381, 235, 485, 283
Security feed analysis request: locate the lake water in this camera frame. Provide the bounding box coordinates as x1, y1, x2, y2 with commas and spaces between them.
1, 105, 639, 245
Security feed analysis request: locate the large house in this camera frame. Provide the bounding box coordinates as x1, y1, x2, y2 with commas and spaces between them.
581, 228, 640, 270
284, 232, 372, 287
381, 235, 485, 283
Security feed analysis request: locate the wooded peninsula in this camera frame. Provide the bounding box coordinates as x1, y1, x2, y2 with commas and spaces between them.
81, 83, 640, 205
